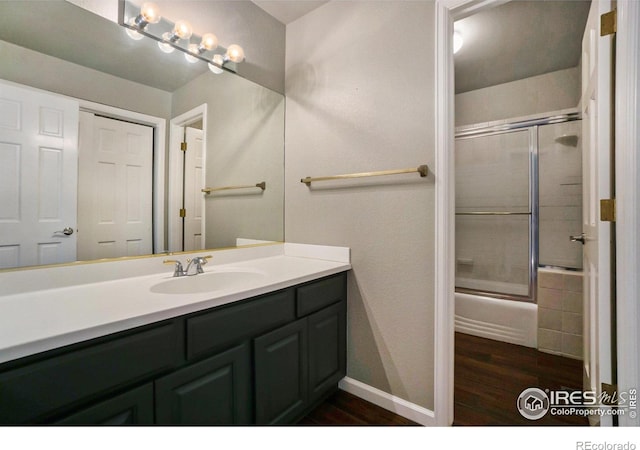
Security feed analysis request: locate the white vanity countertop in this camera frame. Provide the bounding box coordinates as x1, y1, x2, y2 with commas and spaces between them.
0, 243, 350, 365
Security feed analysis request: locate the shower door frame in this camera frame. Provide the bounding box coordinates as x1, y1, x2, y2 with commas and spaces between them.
454, 111, 581, 303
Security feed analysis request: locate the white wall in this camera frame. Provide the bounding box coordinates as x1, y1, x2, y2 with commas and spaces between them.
455, 67, 580, 126
285, 1, 436, 410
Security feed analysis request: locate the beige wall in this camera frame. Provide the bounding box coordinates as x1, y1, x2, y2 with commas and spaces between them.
0, 40, 171, 119
455, 67, 581, 126
171, 71, 285, 248
285, 1, 436, 410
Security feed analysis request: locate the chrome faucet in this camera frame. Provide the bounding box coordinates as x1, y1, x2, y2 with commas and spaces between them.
163, 255, 212, 277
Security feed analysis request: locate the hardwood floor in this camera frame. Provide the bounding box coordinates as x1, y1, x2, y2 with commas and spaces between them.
454, 332, 589, 426
298, 390, 419, 425
299, 333, 588, 426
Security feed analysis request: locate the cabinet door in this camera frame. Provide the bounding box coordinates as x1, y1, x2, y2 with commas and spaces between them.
155, 343, 251, 425
254, 318, 308, 424
56, 383, 154, 425
308, 301, 346, 404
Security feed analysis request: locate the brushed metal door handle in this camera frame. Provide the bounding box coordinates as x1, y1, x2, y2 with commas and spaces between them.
570, 233, 585, 245
55, 227, 74, 236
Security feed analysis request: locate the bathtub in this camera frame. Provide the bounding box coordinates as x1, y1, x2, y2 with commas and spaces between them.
455, 291, 538, 348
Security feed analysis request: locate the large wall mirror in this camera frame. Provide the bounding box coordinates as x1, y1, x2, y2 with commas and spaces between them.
0, 1, 284, 271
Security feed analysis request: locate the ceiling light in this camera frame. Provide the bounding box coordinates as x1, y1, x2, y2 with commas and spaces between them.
453, 31, 463, 54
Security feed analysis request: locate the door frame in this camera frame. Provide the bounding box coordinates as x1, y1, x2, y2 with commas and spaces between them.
613, 0, 640, 428
168, 104, 208, 252
433, 0, 640, 426
78, 99, 167, 254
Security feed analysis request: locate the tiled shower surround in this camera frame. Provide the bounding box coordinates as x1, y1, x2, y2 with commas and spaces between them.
537, 268, 583, 359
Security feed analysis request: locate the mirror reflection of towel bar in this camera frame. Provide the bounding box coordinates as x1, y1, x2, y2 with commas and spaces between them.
455, 212, 531, 216
202, 182, 266, 194
301, 165, 428, 186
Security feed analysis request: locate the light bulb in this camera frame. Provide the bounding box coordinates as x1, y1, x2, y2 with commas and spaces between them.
225, 44, 245, 63
199, 33, 218, 52
208, 54, 225, 74
453, 31, 463, 54
185, 44, 199, 63
171, 20, 193, 40
140, 2, 161, 24
158, 33, 175, 53
125, 23, 144, 40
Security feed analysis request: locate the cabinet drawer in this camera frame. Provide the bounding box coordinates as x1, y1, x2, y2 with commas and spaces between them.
56, 383, 154, 425
0, 320, 183, 424
186, 289, 295, 360
296, 273, 347, 317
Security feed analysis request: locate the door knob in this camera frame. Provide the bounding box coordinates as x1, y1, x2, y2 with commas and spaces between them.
55, 227, 74, 236
570, 233, 585, 245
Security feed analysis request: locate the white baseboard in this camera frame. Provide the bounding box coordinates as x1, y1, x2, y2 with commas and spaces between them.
338, 377, 435, 426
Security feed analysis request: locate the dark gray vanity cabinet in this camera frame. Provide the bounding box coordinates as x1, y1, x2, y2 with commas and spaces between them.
155, 343, 252, 425
0, 271, 347, 425
255, 273, 347, 425
0, 320, 184, 424
255, 318, 309, 424
56, 383, 154, 425
307, 301, 347, 404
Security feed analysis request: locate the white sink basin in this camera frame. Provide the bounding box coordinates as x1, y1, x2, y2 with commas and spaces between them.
150, 269, 267, 295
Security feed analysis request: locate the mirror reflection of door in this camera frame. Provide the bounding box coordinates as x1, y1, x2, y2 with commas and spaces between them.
77, 112, 153, 261
181, 123, 205, 252
0, 81, 79, 268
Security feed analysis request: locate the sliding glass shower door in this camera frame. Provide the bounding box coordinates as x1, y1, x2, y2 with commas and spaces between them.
455, 128, 536, 300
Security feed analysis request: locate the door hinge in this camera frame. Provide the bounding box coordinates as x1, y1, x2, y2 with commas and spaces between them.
180, 142, 187, 152
601, 382, 619, 405
600, 199, 616, 222
601, 9, 617, 36
179, 208, 186, 218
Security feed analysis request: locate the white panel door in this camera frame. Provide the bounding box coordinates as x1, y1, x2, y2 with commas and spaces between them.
77, 112, 153, 260
581, 0, 614, 426
0, 80, 78, 268
183, 127, 204, 251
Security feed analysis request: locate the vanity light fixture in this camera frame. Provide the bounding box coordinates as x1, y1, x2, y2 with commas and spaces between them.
133, 2, 161, 28
120, 0, 245, 74
125, 2, 161, 40
159, 19, 193, 53
207, 45, 245, 72
185, 33, 219, 63
225, 44, 245, 63
165, 19, 193, 43
208, 55, 225, 74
